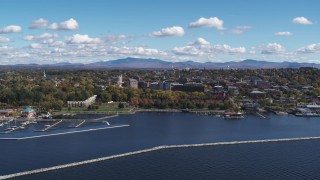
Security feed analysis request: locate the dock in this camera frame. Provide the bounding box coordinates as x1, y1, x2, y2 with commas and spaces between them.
256, 112, 267, 119
193, 110, 225, 115
93, 114, 118, 121
75, 120, 86, 128
103, 121, 110, 125
35, 120, 63, 132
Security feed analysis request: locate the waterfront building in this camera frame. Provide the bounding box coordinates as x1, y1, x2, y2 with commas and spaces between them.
22, 107, 36, 118
0, 109, 14, 117
67, 95, 97, 107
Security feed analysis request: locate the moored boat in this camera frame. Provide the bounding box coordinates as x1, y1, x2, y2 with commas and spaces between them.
223, 111, 244, 119
296, 112, 320, 117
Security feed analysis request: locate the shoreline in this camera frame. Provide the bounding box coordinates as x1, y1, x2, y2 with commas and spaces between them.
1, 136, 320, 179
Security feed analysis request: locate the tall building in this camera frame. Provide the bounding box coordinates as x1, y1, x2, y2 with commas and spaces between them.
117, 74, 123, 87
128, 78, 138, 89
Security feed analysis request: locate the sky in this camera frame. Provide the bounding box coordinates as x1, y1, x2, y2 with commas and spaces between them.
0, 0, 319, 64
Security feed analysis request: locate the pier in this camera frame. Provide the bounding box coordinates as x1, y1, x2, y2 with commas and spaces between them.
75, 120, 86, 128
68, 120, 86, 128
256, 112, 267, 119
193, 110, 224, 115
1, 136, 320, 179
93, 114, 118, 121
103, 121, 110, 125
35, 120, 63, 132
0, 124, 130, 141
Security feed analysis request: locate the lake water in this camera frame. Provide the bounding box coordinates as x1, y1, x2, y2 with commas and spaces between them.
1, 112, 320, 179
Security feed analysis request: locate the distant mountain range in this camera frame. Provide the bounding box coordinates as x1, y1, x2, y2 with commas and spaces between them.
1, 57, 319, 70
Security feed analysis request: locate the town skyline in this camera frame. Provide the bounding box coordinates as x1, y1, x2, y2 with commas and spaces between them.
0, 0, 319, 65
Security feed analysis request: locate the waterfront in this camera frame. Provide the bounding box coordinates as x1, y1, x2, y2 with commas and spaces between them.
1, 112, 320, 178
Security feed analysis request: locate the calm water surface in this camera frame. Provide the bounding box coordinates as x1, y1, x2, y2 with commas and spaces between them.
1, 112, 320, 177
15, 139, 320, 180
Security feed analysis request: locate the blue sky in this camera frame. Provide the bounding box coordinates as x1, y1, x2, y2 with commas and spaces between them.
0, 0, 319, 64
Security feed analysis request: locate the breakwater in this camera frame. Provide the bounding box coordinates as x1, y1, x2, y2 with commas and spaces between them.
1, 136, 320, 179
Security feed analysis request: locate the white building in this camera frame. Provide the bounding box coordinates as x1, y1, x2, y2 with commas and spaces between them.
67, 95, 97, 107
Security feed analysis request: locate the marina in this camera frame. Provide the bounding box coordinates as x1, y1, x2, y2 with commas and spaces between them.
0, 125, 130, 140
0, 114, 125, 139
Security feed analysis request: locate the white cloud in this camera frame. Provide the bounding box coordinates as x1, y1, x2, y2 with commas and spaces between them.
229, 26, 252, 34
188, 37, 210, 46
47, 23, 59, 30
297, 44, 320, 54
173, 39, 245, 56
29, 18, 48, 29
0, 45, 14, 51
39, 33, 59, 39
274, 32, 293, 36
292, 17, 312, 25
0, 36, 11, 43
48, 40, 66, 47
260, 43, 285, 54
48, 18, 79, 31
172, 46, 204, 56
66, 34, 101, 44
188, 17, 224, 30
29, 43, 44, 49
0, 25, 22, 33
108, 46, 167, 56
104, 35, 135, 44
213, 44, 246, 54
150, 26, 185, 37
23, 33, 59, 41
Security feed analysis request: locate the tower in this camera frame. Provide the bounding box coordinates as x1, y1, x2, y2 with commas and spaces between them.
117, 74, 123, 87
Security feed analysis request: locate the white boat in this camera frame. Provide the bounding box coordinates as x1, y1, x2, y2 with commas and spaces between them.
296, 112, 320, 117
223, 112, 244, 119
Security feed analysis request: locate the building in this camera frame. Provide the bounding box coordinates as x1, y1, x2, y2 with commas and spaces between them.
257, 81, 271, 89
228, 86, 239, 95
0, 109, 14, 117
149, 82, 160, 89
128, 79, 138, 89
249, 90, 266, 99
67, 95, 97, 107
172, 84, 205, 92
138, 81, 149, 89
214, 85, 224, 93
162, 81, 176, 91
117, 74, 123, 87
22, 107, 36, 118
